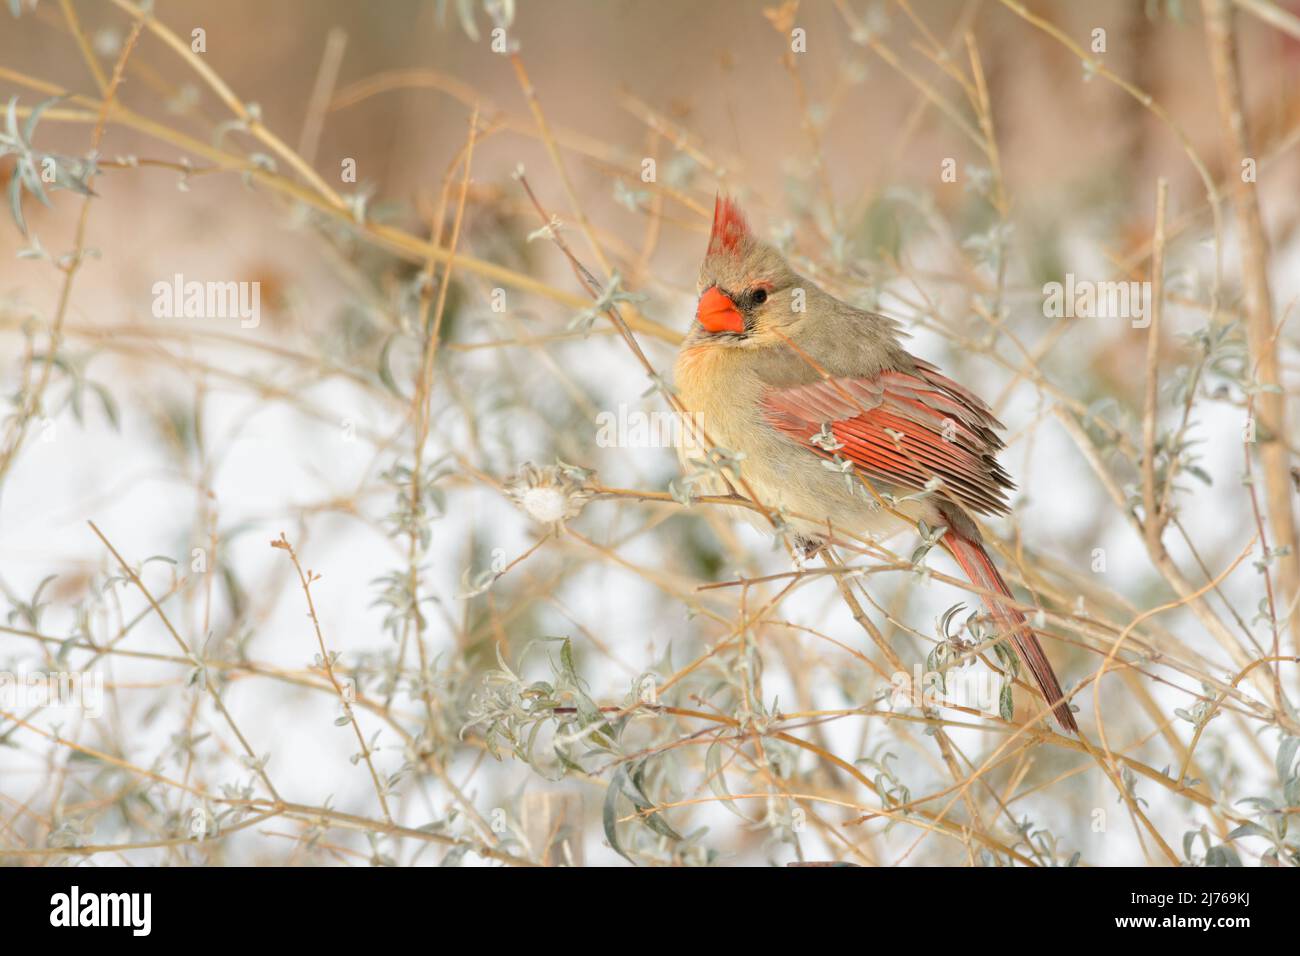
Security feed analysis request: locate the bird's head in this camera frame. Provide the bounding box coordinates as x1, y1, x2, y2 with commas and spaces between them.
691, 196, 801, 348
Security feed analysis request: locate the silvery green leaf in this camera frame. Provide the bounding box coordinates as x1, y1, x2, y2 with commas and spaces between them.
1226, 822, 1269, 841
613, 178, 646, 212
558, 637, 579, 683
4, 96, 18, 143
16, 238, 47, 261
628, 763, 681, 841
552, 742, 584, 774
211, 117, 247, 148
1204, 844, 1242, 867
455, 0, 480, 40
1277, 735, 1298, 783
8, 173, 28, 234
993, 640, 1020, 679
24, 94, 65, 144
705, 741, 747, 820
668, 479, 696, 508
603, 765, 635, 865
489, 0, 514, 28
555, 458, 593, 482
1237, 795, 1276, 812
377, 332, 404, 397
999, 683, 1014, 721
938, 603, 965, 639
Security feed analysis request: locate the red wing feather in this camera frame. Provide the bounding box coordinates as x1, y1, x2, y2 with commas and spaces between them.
761, 361, 1015, 515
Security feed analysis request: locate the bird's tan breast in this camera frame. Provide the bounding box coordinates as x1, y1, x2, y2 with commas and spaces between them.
673, 343, 905, 540
673, 344, 767, 453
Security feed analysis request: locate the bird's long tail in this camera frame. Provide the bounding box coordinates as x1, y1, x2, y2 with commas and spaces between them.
944, 531, 1078, 734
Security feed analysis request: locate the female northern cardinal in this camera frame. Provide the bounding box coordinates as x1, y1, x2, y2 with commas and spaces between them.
674, 196, 1077, 733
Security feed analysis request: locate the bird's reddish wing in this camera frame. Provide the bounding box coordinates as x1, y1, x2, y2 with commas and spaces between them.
760, 359, 1014, 515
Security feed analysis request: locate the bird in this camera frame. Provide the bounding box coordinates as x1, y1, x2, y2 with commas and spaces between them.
673, 195, 1078, 734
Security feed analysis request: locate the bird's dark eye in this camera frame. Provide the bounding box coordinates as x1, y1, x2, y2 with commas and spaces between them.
751, 287, 768, 305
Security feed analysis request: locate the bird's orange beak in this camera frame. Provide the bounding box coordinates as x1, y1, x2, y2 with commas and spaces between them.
696, 287, 744, 334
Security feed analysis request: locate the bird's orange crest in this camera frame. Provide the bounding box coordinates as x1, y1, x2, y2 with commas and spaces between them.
707, 194, 751, 257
